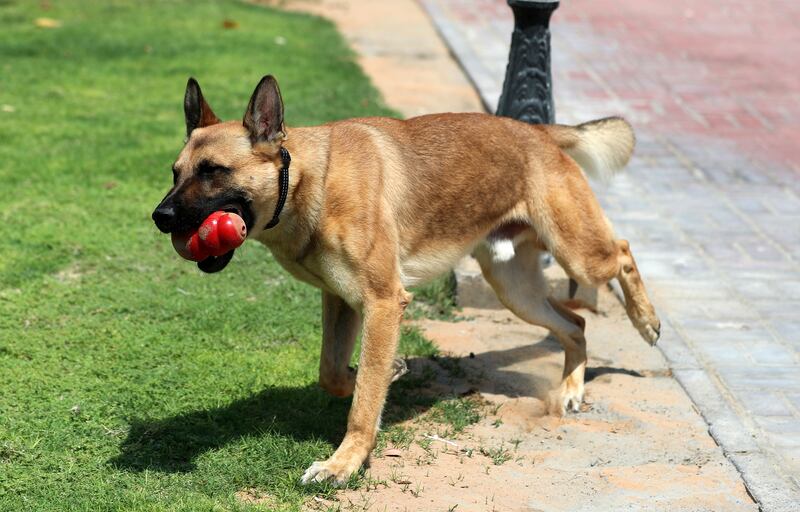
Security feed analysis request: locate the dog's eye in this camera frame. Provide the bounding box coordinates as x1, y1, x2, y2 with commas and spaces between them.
197, 161, 230, 177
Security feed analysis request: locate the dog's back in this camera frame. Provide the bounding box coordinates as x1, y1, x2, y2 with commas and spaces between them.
317, 113, 635, 286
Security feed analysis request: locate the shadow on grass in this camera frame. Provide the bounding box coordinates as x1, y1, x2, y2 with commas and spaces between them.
110, 375, 442, 473
110, 337, 643, 473
110, 384, 336, 473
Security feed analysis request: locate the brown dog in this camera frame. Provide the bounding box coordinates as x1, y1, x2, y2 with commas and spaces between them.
152, 76, 660, 485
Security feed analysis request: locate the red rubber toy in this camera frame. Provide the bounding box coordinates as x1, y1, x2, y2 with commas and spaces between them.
171, 211, 246, 261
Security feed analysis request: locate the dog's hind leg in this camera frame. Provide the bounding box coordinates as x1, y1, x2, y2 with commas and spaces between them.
614, 239, 661, 344
319, 291, 361, 397
524, 153, 660, 345
474, 238, 588, 415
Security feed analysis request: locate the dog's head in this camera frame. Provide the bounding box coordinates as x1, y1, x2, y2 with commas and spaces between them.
152, 76, 286, 272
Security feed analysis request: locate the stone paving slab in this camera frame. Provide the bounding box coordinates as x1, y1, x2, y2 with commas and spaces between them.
421, 0, 800, 510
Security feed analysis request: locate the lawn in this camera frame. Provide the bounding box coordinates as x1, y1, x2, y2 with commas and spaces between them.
0, 1, 449, 510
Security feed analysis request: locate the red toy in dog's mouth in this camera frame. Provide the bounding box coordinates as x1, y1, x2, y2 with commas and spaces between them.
171, 211, 246, 273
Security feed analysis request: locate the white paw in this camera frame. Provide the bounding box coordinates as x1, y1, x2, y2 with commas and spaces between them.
300, 460, 354, 487
548, 385, 584, 416
562, 388, 584, 414
301, 461, 338, 486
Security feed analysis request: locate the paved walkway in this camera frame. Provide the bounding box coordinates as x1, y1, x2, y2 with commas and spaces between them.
269, 0, 484, 118
421, 0, 800, 510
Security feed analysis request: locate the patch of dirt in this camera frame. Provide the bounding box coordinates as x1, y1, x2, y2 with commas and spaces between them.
323, 287, 755, 511
235, 488, 277, 507
53, 263, 90, 283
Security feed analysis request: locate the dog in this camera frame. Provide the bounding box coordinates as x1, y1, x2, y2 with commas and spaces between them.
151, 76, 661, 485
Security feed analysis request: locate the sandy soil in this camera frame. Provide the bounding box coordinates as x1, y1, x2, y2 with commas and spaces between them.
310, 285, 755, 511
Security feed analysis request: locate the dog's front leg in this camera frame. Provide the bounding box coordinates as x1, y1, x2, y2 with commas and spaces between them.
302, 289, 410, 486
319, 291, 361, 397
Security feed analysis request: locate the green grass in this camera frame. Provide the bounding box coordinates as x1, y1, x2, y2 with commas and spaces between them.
429, 395, 483, 434
0, 1, 458, 510
407, 272, 459, 320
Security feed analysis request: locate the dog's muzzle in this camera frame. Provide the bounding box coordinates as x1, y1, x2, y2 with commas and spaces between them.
152, 204, 177, 233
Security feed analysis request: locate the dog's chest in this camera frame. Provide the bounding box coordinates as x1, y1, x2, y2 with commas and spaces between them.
268, 245, 362, 306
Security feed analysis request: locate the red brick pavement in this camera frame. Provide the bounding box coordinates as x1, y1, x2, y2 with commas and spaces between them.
555, 0, 800, 172
434, 0, 800, 171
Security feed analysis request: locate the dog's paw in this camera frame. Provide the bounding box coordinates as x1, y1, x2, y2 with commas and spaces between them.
319, 367, 357, 398
561, 385, 584, 415
390, 358, 408, 383
632, 310, 661, 346
300, 461, 347, 486
640, 322, 661, 345
300, 457, 362, 487
548, 381, 584, 416
625, 299, 661, 346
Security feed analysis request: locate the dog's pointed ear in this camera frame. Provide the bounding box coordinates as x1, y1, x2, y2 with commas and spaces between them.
184, 78, 220, 137
243, 75, 285, 145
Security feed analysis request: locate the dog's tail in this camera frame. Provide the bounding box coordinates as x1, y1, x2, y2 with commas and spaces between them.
544, 117, 635, 183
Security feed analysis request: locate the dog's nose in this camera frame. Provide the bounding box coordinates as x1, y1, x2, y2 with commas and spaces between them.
152, 205, 176, 233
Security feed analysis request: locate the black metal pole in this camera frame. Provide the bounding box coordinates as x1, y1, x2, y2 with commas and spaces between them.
496, 0, 559, 124
497, 1, 570, 289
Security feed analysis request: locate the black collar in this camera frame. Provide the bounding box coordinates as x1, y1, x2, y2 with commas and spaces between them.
264, 146, 291, 229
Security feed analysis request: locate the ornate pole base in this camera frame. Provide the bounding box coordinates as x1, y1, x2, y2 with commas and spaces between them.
496, 0, 559, 124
